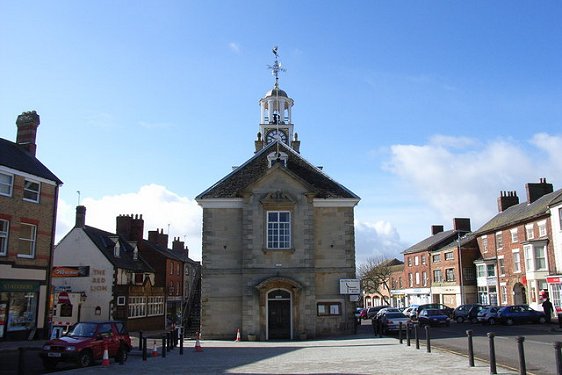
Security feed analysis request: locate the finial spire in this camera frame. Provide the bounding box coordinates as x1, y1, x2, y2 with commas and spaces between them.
268, 46, 286, 88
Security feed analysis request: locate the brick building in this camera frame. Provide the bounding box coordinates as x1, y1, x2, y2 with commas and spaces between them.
0, 111, 62, 340
474, 179, 562, 311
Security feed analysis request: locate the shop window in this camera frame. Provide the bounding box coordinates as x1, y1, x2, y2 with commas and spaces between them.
7, 292, 37, 332
0, 219, 8, 256
17, 222, 36, 259
23, 179, 40, 203
317, 302, 341, 316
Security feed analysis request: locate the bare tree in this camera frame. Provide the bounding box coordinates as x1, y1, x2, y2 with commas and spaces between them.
358, 257, 399, 305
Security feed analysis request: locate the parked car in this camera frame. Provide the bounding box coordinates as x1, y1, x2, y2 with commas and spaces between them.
355, 307, 364, 323
403, 305, 419, 319
417, 309, 450, 327
453, 304, 484, 323
39, 321, 132, 370
497, 305, 547, 325
367, 305, 390, 319
374, 307, 401, 320
379, 312, 411, 334
417, 303, 453, 319
476, 306, 500, 325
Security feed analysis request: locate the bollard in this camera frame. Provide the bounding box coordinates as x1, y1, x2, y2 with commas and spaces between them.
142, 337, 147, 361
399, 322, 403, 344
18, 347, 25, 375
516, 336, 526, 375
466, 330, 474, 367
414, 324, 420, 350
180, 330, 184, 355
139, 331, 143, 351
162, 336, 167, 358
406, 323, 411, 346
554, 341, 562, 375
425, 325, 431, 353
488, 332, 497, 375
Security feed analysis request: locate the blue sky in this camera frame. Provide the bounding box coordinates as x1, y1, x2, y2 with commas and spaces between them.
2, 1, 561, 263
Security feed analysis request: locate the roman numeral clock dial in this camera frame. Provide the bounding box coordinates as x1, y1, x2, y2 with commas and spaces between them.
265, 129, 288, 144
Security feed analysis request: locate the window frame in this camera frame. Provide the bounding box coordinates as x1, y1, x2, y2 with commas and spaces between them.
266, 210, 291, 249
445, 268, 455, 282
432, 254, 441, 263
0, 219, 8, 256
23, 178, 40, 203
444, 252, 454, 261
526, 224, 534, 240
510, 228, 518, 243
0, 172, 14, 197
513, 250, 521, 273
433, 269, 443, 282
17, 222, 37, 259
495, 231, 503, 250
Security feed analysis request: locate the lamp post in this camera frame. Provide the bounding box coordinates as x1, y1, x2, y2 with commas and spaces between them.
458, 231, 465, 305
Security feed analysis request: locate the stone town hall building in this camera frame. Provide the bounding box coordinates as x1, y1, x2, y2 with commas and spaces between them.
196, 51, 360, 340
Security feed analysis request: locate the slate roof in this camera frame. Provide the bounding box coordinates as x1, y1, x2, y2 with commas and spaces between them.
197, 141, 359, 200
0, 138, 62, 184
82, 226, 154, 273
402, 229, 464, 254
138, 239, 185, 262
475, 189, 562, 235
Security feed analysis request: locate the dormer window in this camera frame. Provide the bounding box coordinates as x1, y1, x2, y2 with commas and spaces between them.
267, 151, 288, 168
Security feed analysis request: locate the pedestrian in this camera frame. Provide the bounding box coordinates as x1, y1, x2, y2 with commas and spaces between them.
542, 297, 554, 323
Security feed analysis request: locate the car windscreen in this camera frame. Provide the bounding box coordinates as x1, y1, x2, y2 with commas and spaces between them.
68, 323, 97, 337
386, 313, 407, 319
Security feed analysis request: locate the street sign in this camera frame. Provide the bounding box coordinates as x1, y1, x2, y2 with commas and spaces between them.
339, 279, 360, 294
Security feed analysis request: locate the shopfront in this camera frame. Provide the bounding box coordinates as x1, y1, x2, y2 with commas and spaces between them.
546, 276, 562, 313
0, 280, 40, 340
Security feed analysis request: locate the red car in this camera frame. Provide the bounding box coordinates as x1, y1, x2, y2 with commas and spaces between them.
39, 321, 132, 370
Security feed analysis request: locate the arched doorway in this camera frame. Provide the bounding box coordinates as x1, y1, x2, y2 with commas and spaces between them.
267, 289, 291, 339
513, 283, 527, 305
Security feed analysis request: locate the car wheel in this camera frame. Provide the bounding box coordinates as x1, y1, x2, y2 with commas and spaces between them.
506, 318, 514, 326
456, 316, 464, 323
117, 345, 129, 363
78, 350, 93, 368
488, 318, 495, 325
42, 358, 57, 371
538, 316, 546, 324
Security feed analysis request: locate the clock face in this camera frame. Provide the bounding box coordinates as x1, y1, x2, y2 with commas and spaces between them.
265, 129, 288, 144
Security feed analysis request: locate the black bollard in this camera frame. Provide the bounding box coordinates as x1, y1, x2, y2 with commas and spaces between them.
466, 330, 474, 367
516, 336, 526, 375
414, 324, 420, 350
488, 332, 497, 375
180, 330, 184, 355
554, 341, 562, 375
406, 323, 411, 346
17, 347, 25, 375
139, 331, 143, 351
399, 322, 403, 344
425, 325, 431, 353
143, 337, 147, 361
162, 336, 167, 358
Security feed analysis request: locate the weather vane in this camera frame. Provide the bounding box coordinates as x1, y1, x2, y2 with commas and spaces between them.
267, 46, 286, 87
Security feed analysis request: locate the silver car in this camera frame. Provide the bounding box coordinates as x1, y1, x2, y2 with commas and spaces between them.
380, 312, 411, 333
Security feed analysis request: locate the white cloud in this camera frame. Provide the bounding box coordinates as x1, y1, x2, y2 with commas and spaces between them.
228, 42, 241, 54
56, 184, 203, 260
385, 133, 562, 232
354, 220, 408, 265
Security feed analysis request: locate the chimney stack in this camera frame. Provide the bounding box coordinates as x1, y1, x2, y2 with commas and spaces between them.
116, 214, 144, 241
431, 225, 444, 235
526, 178, 553, 204
16, 111, 40, 156
148, 228, 169, 248
172, 236, 189, 257
453, 218, 471, 233
497, 191, 519, 212
75, 205, 86, 228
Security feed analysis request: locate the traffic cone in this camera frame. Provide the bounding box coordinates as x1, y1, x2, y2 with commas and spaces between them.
151, 340, 159, 357
235, 328, 241, 342
194, 332, 203, 352
101, 343, 110, 366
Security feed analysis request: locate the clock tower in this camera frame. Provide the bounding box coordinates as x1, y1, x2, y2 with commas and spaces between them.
255, 48, 300, 153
